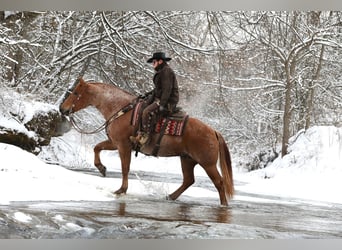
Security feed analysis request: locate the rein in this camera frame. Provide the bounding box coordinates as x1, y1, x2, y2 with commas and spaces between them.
68, 102, 134, 135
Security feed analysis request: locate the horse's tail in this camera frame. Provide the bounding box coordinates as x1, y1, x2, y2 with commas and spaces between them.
216, 131, 234, 200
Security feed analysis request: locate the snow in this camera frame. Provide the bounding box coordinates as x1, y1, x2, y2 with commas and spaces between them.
0, 116, 36, 138
13, 212, 32, 223
4, 11, 19, 19
1, 122, 342, 206
0, 90, 58, 124
0, 89, 58, 139
235, 126, 342, 204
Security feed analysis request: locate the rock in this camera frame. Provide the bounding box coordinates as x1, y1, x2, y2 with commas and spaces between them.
24, 110, 70, 146
0, 109, 71, 155
0, 88, 71, 154
0, 127, 37, 153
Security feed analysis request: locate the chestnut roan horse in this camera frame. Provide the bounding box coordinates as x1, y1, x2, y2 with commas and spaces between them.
60, 78, 234, 206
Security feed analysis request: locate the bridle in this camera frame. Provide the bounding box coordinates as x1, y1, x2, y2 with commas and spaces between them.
68, 104, 134, 134
65, 86, 135, 135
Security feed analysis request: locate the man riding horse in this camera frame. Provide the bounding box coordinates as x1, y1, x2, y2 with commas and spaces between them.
130, 52, 179, 146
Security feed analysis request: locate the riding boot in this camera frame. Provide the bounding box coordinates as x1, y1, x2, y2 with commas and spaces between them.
138, 132, 150, 145
129, 131, 150, 146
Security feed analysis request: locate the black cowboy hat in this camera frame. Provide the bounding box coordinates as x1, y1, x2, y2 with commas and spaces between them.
147, 52, 172, 63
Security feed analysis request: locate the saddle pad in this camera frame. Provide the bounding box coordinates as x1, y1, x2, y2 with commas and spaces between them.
131, 101, 144, 126
155, 116, 189, 136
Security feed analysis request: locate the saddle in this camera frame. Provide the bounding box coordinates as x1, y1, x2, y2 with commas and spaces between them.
130, 100, 189, 156
131, 100, 189, 136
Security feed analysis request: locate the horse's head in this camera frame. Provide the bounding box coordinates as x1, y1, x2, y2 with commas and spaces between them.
59, 78, 90, 115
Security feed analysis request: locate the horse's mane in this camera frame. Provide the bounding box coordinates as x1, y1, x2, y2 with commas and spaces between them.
88, 81, 136, 98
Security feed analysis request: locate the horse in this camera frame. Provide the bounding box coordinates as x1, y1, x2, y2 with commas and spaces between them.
59, 78, 234, 206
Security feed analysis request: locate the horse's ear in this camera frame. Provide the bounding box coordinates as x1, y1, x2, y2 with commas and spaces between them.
79, 78, 86, 85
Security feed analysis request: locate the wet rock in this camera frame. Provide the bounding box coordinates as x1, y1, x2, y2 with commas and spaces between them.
0, 87, 71, 154
24, 110, 70, 146
247, 148, 279, 171
0, 110, 70, 154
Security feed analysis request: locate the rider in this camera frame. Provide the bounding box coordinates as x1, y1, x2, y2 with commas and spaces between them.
130, 51, 179, 146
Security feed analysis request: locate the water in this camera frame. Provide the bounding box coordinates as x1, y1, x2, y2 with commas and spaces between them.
1, 169, 342, 239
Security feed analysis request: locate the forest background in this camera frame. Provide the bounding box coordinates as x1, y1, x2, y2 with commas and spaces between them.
1, 11, 341, 170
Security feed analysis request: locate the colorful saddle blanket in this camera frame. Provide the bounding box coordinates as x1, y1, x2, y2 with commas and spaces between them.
131, 101, 189, 136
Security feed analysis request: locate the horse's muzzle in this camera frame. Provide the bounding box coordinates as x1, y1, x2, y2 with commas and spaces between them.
59, 106, 71, 116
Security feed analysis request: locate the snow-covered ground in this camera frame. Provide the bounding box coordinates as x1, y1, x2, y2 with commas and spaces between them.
1, 121, 342, 206
236, 126, 342, 204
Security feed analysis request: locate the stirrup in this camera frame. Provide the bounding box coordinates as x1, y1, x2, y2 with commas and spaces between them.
138, 133, 149, 145
129, 135, 138, 144
129, 132, 149, 146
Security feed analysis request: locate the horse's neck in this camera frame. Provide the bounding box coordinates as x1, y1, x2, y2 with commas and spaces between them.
89, 83, 135, 119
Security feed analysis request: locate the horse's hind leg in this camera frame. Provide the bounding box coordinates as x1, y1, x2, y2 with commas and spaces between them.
94, 139, 117, 177
168, 155, 197, 201
203, 165, 228, 206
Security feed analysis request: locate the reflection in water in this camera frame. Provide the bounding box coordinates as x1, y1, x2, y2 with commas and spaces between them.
215, 207, 232, 223
118, 202, 126, 216
176, 203, 232, 224
114, 200, 231, 224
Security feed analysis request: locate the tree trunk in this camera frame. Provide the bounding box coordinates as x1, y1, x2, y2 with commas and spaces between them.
281, 59, 293, 157
305, 45, 325, 130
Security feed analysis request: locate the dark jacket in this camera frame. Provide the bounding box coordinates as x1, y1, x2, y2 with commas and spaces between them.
152, 62, 179, 108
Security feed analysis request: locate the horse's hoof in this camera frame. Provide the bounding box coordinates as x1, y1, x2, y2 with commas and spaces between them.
114, 192, 124, 197
100, 167, 107, 177
95, 164, 107, 177
114, 188, 127, 195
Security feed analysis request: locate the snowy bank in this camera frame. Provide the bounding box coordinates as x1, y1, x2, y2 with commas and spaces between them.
0, 89, 67, 153
236, 126, 342, 204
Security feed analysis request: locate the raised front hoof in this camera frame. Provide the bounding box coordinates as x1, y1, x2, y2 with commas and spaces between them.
95, 164, 107, 177
100, 166, 107, 177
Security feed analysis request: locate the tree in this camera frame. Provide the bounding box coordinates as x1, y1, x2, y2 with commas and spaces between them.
1, 11, 341, 163
225, 11, 342, 156
1, 11, 216, 101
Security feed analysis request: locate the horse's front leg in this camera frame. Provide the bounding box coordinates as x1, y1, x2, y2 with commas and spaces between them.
94, 140, 117, 177
114, 146, 132, 195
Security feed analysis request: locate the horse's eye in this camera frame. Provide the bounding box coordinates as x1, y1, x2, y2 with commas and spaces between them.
73, 91, 78, 96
